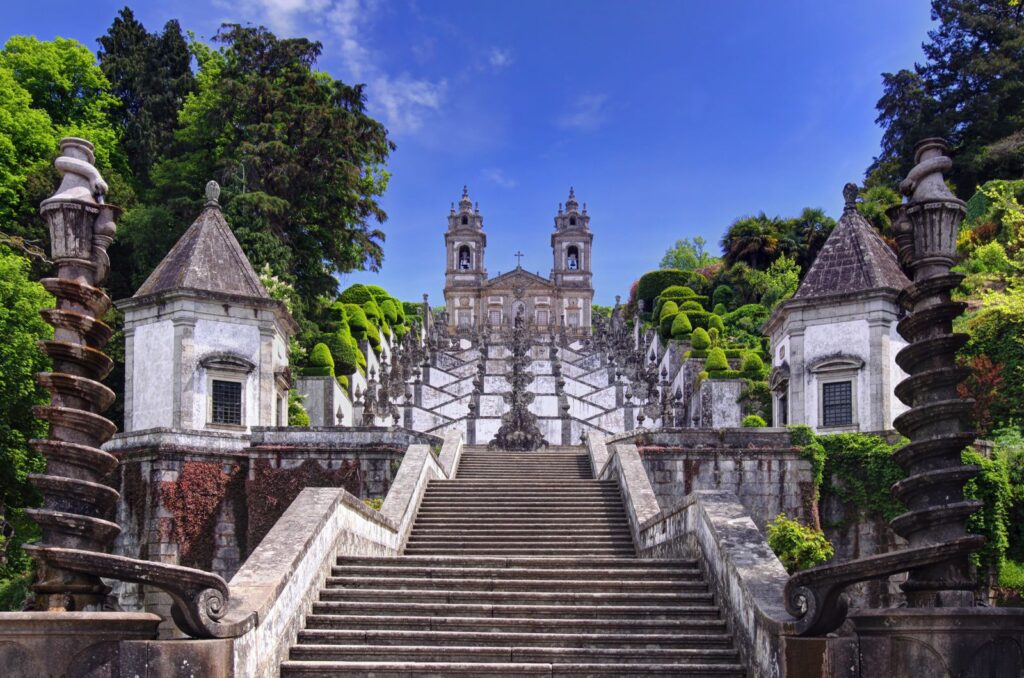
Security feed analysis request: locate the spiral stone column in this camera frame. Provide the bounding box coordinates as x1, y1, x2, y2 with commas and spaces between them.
27, 138, 122, 611
889, 138, 980, 607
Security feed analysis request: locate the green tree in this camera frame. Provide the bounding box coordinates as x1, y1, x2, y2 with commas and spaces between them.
721, 213, 783, 270
97, 7, 195, 191
130, 25, 393, 328
869, 1, 1024, 194
660, 236, 719, 271
0, 247, 51, 582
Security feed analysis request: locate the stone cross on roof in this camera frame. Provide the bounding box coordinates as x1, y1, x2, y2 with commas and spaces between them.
514, 250, 524, 267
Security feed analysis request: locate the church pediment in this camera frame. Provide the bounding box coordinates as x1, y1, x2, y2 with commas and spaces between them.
485, 268, 553, 289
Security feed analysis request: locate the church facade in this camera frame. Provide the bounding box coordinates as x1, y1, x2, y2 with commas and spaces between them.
442, 186, 594, 336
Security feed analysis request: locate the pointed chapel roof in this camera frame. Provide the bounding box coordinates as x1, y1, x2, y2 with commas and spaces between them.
792, 184, 910, 301
133, 181, 269, 300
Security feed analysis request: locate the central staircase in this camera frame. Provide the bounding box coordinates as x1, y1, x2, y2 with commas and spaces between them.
280, 446, 746, 676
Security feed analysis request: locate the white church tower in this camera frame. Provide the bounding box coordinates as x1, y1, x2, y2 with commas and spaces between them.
117, 181, 297, 434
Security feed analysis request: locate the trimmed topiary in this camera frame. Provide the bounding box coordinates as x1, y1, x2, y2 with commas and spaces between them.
680, 300, 704, 312
336, 330, 361, 375
659, 300, 679, 321
691, 327, 711, 350
708, 314, 725, 333
712, 284, 735, 310
362, 299, 384, 326
339, 284, 374, 305
705, 347, 730, 372
303, 342, 335, 377
337, 374, 349, 392
380, 298, 400, 325
365, 284, 389, 301
712, 303, 727, 317
344, 304, 371, 340
742, 414, 767, 427
670, 312, 693, 340
740, 351, 766, 377
661, 285, 697, 300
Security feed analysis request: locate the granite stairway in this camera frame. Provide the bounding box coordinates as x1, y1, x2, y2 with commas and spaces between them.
280, 445, 746, 676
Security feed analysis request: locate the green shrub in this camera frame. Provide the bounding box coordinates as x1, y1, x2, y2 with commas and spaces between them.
742, 414, 767, 427
712, 284, 735, 310
964, 447, 1011, 582
638, 269, 708, 305
380, 298, 399, 325
705, 347, 729, 372
288, 391, 311, 426
670, 312, 693, 339
363, 497, 383, 511
302, 342, 335, 377
740, 351, 766, 378
659, 300, 678, 321
337, 374, 349, 392
345, 304, 371, 340
708, 314, 725, 333
339, 284, 374, 305
362, 298, 384, 326
334, 330, 361, 376
712, 303, 728, 316
0, 571, 32, 611
661, 312, 678, 339
820, 433, 905, 522
365, 284, 390, 301
707, 369, 742, 379
767, 513, 834, 573
1001, 559, 1024, 599
686, 310, 710, 329
661, 285, 697, 300
680, 300, 704, 312
691, 327, 711, 350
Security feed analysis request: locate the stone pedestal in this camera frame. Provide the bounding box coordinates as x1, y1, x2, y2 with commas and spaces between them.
851, 607, 1024, 677
0, 612, 159, 677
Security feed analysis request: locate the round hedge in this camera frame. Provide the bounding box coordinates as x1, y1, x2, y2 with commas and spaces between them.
303, 342, 335, 377
712, 284, 735, 310
661, 312, 678, 338
339, 283, 374, 305
336, 330, 361, 375
691, 327, 711, 350
637, 269, 708, 307
345, 303, 371, 340
671, 312, 693, 339
659, 300, 679, 321
705, 347, 730, 372
661, 285, 697, 300
365, 284, 389, 301
362, 299, 384, 326
742, 414, 767, 427
680, 300, 704, 312
712, 303, 728, 316
380, 298, 400, 325
708, 314, 725, 333
741, 351, 766, 376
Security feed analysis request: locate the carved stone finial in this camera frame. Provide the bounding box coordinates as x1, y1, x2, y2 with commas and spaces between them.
205, 180, 221, 206
41, 137, 107, 206
900, 137, 957, 202
843, 182, 858, 211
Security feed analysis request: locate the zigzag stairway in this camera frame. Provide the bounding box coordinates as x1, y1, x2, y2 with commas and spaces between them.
280, 445, 747, 676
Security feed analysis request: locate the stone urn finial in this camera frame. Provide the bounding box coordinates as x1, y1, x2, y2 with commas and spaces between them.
205, 180, 221, 206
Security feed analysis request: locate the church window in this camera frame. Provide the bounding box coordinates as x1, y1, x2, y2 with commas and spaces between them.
211, 379, 243, 426
821, 381, 853, 427
489, 310, 502, 325
461, 215, 468, 225
457, 310, 471, 326
536, 309, 549, 325
569, 217, 576, 226
458, 245, 471, 270
566, 311, 580, 326
567, 246, 579, 270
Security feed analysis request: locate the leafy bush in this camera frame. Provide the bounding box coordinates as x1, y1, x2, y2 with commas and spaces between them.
363, 497, 383, 511
819, 433, 905, 522
1000, 559, 1024, 599
659, 300, 679, 321
365, 284, 390, 301
712, 303, 728, 316
708, 314, 725, 333
670, 312, 692, 339
661, 285, 697, 300
705, 347, 729, 372
691, 327, 711, 350
345, 303, 371, 340
723, 304, 771, 346
680, 300, 704, 312
740, 351, 766, 378
339, 283, 374, 305
789, 425, 826, 497
712, 284, 735, 310
964, 447, 1011, 581
302, 342, 335, 377
742, 414, 767, 427
362, 298, 384, 327
638, 269, 708, 307
380, 298, 400, 325
661, 311, 678, 339
288, 391, 310, 426
767, 513, 834, 573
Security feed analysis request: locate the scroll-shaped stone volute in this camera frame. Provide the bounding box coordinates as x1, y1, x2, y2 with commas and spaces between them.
27, 138, 251, 638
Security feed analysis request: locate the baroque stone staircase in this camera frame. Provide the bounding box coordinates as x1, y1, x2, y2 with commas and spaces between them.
280, 445, 746, 676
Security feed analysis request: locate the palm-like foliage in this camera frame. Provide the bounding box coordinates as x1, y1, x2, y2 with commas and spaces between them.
720, 213, 783, 270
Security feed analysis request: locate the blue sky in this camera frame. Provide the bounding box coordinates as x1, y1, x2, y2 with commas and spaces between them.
6, 1, 934, 304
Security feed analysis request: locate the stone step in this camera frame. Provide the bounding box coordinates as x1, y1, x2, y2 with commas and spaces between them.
334, 556, 690, 569
295, 628, 732, 649
302, 613, 726, 634
288, 644, 741, 665
318, 589, 712, 607
280, 660, 746, 676
324, 576, 705, 592
417, 497, 622, 505
401, 548, 636, 557
432, 479, 615, 485
405, 536, 635, 546
311, 600, 724, 620
407, 529, 633, 539
330, 565, 698, 580
412, 510, 628, 519
409, 518, 630, 527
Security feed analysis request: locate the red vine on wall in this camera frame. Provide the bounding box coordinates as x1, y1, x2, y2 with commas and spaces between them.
246, 459, 363, 553
160, 461, 239, 570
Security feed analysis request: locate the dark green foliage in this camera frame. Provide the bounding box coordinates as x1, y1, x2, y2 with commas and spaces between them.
819, 433, 905, 523
344, 303, 371, 340
97, 8, 194, 190
340, 284, 374, 306
660, 285, 697, 300
680, 300, 704, 312
739, 378, 772, 422
670, 312, 692, 340
789, 425, 826, 497
691, 327, 711, 350
964, 447, 1011, 580
869, 0, 1024, 195
742, 414, 767, 427
287, 390, 310, 426
740, 351, 767, 378
723, 304, 771, 348
767, 513, 834, 573
996, 429, 1024, 562
302, 342, 334, 377
705, 347, 729, 372
0, 247, 51, 585
708, 314, 725, 333
637, 269, 708, 308
712, 303, 727, 316
712, 285, 735, 310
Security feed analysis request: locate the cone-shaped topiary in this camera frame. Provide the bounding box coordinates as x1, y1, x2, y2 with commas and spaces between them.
691, 327, 711, 350
741, 351, 766, 377
670, 312, 692, 339
708, 314, 725, 333
303, 342, 335, 377
339, 283, 374, 305
705, 347, 730, 372
659, 300, 679, 321
345, 304, 371, 340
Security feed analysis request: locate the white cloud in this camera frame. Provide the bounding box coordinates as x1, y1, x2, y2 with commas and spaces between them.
488, 47, 513, 69
557, 93, 610, 132
483, 168, 517, 189
234, 0, 446, 135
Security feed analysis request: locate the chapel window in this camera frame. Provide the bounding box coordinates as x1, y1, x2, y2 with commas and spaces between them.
567, 246, 579, 270
489, 310, 502, 325
569, 217, 576, 226
211, 379, 243, 426
458, 245, 471, 270
461, 215, 468, 225
821, 381, 853, 427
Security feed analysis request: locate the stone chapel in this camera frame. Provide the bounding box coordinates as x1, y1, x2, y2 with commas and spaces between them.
442, 186, 594, 336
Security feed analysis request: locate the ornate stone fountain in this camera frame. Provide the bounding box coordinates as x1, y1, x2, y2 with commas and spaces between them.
489, 311, 548, 451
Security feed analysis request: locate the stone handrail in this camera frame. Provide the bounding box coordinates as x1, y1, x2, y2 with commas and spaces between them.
587, 434, 798, 678
217, 435, 461, 676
